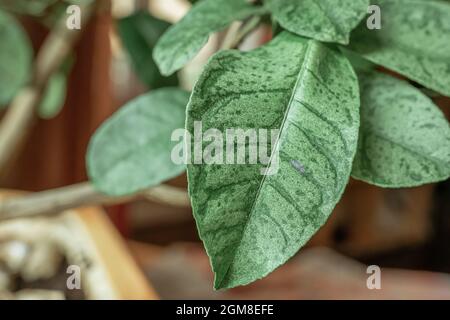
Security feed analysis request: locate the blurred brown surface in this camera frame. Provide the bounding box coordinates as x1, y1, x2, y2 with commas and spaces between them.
1, 5, 114, 191
129, 242, 450, 300
130, 179, 435, 257
309, 180, 434, 256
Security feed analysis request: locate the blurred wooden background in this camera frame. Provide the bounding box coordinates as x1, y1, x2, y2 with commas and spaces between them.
0, 0, 448, 274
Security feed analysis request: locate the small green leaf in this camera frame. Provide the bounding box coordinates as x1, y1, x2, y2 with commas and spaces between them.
347, 0, 450, 96
38, 72, 67, 119
153, 0, 263, 76
352, 71, 450, 187
266, 0, 369, 44
0, 10, 32, 107
87, 88, 189, 196
117, 11, 178, 89
187, 32, 360, 289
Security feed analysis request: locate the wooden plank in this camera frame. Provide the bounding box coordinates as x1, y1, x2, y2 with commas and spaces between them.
0, 190, 158, 299
74, 206, 158, 299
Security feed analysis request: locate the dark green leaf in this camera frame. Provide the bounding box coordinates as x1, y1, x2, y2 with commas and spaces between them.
153, 0, 264, 76
348, 0, 450, 96
352, 71, 450, 187
0, 10, 32, 107
117, 11, 178, 89
266, 0, 369, 44
87, 88, 189, 196
187, 32, 360, 289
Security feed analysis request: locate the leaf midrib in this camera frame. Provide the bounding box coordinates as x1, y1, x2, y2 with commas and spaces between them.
215, 39, 319, 289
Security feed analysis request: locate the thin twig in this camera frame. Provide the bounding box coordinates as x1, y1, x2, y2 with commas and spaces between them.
0, 182, 190, 221
0, 4, 94, 177
220, 15, 262, 50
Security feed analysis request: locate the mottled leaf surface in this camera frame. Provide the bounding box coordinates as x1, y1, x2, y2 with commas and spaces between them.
348, 0, 450, 96
266, 0, 369, 44
352, 72, 450, 187
187, 32, 360, 289
118, 11, 178, 89
0, 10, 32, 107
87, 88, 189, 196
153, 0, 263, 76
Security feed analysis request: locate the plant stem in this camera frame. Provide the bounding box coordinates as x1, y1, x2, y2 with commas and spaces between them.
220, 15, 262, 50
0, 182, 190, 221
0, 3, 94, 177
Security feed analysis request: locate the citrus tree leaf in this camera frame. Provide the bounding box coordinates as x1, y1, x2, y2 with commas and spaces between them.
347, 0, 450, 96
153, 0, 264, 76
266, 0, 369, 44
117, 11, 178, 89
352, 71, 450, 187
87, 88, 189, 196
0, 10, 32, 107
187, 32, 360, 289
38, 72, 67, 119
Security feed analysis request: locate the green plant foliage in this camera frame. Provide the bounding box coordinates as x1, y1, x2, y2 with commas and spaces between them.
66, 0, 93, 5
340, 47, 375, 72
186, 32, 360, 289
118, 11, 178, 89
87, 88, 189, 196
39, 55, 73, 119
352, 72, 450, 187
38, 72, 67, 119
266, 0, 369, 44
348, 0, 450, 96
0, 10, 32, 107
0, 0, 57, 16
153, 0, 264, 76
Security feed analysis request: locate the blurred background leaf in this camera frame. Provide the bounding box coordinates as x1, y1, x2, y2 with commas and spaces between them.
0, 0, 58, 16
38, 72, 67, 119
87, 88, 189, 196
117, 11, 178, 90
0, 10, 32, 107
38, 55, 73, 119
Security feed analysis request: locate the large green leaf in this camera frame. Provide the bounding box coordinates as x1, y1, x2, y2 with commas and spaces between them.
153, 0, 264, 76
266, 0, 369, 44
352, 72, 450, 187
117, 11, 178, 89
347, 0, 450, 96
187, 32, 360, 289
87, 88, 189, 196
0, 10, 32, 107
